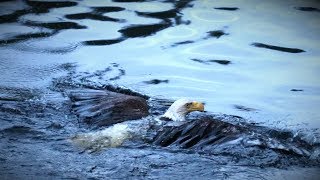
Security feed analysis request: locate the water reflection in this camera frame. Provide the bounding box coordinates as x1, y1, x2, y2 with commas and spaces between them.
83, 38, 124, 46
65, 6, 126, 22
0, 1, 78, 22
214, 7, 239, 11
143, 79, 169, 84
206, 30, 229, 39
0, 0, 196, 50
295, 7, 320, 12
0, 32, 54, 45
251, 42, 305, 53
191, 58, 231, 65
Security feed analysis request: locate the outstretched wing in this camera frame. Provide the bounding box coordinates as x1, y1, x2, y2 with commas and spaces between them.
153, 118, 244, 149
153, 117, 314, 157
69, 89, 149, 127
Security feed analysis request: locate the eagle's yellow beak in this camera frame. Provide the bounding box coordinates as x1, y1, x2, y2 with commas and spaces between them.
187, 101, 205, 112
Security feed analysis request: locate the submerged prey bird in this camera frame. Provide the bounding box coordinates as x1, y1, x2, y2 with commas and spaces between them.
71, 96, 205, 150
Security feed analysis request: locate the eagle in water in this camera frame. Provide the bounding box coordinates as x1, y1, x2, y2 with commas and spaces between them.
70, 92, 206, 150
70, 89, 316, 164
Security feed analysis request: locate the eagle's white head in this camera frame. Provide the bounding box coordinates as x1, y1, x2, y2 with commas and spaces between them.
162, 99, 205, 121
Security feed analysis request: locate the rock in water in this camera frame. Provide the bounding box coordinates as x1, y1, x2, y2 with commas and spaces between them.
69, 89, 149, 127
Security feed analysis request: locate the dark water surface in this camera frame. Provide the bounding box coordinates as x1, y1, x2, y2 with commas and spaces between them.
1, 0, 320, 179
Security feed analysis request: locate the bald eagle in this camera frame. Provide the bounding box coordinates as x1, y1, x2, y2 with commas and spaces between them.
70, 90, 205, 150
70, 89, 315, 163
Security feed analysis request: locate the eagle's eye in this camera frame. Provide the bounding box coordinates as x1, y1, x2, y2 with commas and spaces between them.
185, 102, 192, 108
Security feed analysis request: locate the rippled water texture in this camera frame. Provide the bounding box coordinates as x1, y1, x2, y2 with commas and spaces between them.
1, 0, 320, 128
0, 0, 320, 179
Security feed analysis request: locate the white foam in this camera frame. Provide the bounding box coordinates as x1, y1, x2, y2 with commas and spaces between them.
72, 123, 131, 150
